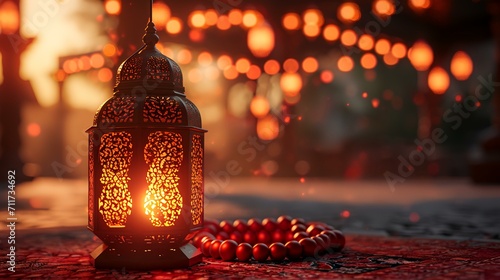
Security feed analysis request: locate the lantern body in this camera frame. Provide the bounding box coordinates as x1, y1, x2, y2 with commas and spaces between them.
87, 23, 205, 270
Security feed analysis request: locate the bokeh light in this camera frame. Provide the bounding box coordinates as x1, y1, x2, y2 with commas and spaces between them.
428, 66, 450, 94
340, 29, 358, 47
204, 9, 218, 26
338, 56, 354, 72
247, 65, 262, 80
189, 10, 206, 28
280, 72, 303, 96
177, 49, 192, 65
198, 51, 213, 66
409, 0, 431, 10
337, 2, 361, 23
26, 122, 41, 137
373, 0, 396, 16
323, 24, 340, 41
152, 2, 170, 30
283, 58, 300, 73
303, 24, 321, 38
408, 40, 434, 71
0, 1, 19, 34
247, 23, 275, 57
303, 9, 324, 26
217, 15, 231, 30
383, 53, 398, 66
250, 96, 271, 118
450, 51, 473, 81
104, 0, 121, 16
320, 70, 334, 83
358, 34, 375, 51
302, 57, 319, 73
375, 39, 391, 55
283, 13, 301, 30
360, 53, 377, 69
242, 10, 259, 28
217, 55, 233, 70
264, 60, 281, 75
235, 58, 251, 73
257, 115, 280, 140
228, 9, 243, 25
223, 65, 239, 80
166, 17, 182, 34
391, 42, 407, 59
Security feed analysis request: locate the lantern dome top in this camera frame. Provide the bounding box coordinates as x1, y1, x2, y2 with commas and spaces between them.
114, 22, 184, 92
89, 21, 204, 130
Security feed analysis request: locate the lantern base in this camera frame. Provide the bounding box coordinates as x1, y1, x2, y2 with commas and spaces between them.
90, 243, 202, 270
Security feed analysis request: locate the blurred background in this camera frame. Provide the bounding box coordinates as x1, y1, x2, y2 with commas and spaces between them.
1, 0, 499, 182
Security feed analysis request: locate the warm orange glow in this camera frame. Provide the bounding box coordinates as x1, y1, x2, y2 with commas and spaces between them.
104, 0, 121, 16
303, 9, 324, 26
90, 54, 105, 69
63, 59, 77, 73
450, 51, 473, 81
189, 29, 204, 42
228, 9, 243, 25
409, 0, 431, 10
362, 92, 368, 98
177, 49, 192, 65
280, 72, 303, 96
26, 122, 41, 137
360, 53, 377, 69
242, 10, 259, 28
383, 53, 398, 66
372, 98, 380, 108
302, 57, 319, 73
358, 34, 374, 51
166, 17, 182, 34
204, 9, 218, 26
283, 58, 299, 73
55, 70, 65, 82
223, 65, 239, 80
391, 43, 407, 59
303, 24, 321, 38
235, 58, 251, 73
189, 11, 206, 28
217, 55, 233, 70
408, 40, 434, 71
152, 2, 171, 30
257, 115, 280, 140
206, 66, 220, 80
188, 68, 203, 83
102, 43, 116, 57
373, 0, 395, 16
79, 57, 91, 71
428, 66, 450, 94
217, 15, 231, 30
338, 2, 361, 23
198, 51, 213, 66
323, 24, 340, 41
97, 68, 113, 82
283, 13, 301, 30
247, 65, 262, 80
250, 96, 270, 118
338, 56, 354, 72
374, 39, 391, 55
264, 59, 280, 75
320, 70, 334, 83
247, 23, 275, 57
340, 29, 358, 47
0, 1, 19, 34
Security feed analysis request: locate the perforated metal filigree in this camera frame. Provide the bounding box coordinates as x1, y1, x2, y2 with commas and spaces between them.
146, 56, 171, 80
190, 134, 203, 226
170, 61, 183, 85
143, 96, 183, 123
88, 132, 95, 229
99, 96, 136, 124
98, 132, 133, 228
184, 99, 202, 127
119, 56, 143, 81
144, 131, 183, 227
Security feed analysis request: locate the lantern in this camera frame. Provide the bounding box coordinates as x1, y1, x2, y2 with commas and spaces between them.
87, 6, 206, 270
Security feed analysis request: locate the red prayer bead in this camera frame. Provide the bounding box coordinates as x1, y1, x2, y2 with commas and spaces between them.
201, 239, 213, 257
252, 243, 270, 262
262, 218, 277, 232
285, 230, 294, 242
216, 231, 229, 240
290, 218, 305, 226
316, 233, 331, 249
219, 240, 238, 261
293, 231, 308, 241
269, 242, 287, 261
291, 224, 306, 233
229, 231, 244, 243
312, 236, 327, 254
233, 219, 248, 232
209, 240, 223, 259
299, 238, 319, 258
285, 240, 302, 260
277, 215, 292, 231
306, 225, 325, 236
244, 231, 258, 245
193, 232, 215, 248
257, 230, 272, 244
236, 243, 253, 262
272, 229, 285, 243
247, 218, 263, 231
332, 230, 345, 250
220, 220, 234, 233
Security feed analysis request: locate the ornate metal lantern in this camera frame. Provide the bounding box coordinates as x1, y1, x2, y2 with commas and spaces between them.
87, 7, 206, 269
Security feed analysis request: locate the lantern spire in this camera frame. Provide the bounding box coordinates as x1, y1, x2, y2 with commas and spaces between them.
142, 0, 159, 48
